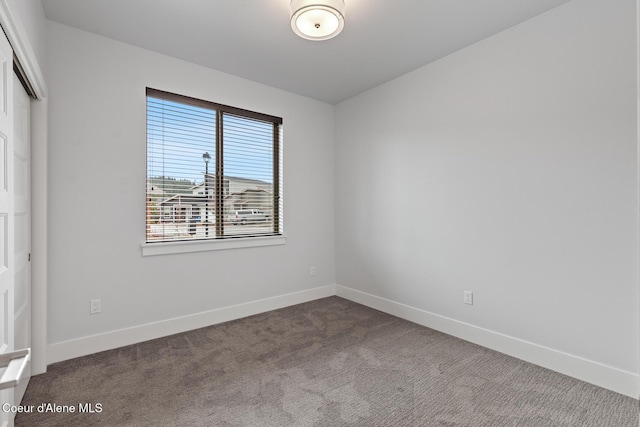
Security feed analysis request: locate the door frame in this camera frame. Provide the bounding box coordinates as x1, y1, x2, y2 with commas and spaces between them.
0, 1, 48, 375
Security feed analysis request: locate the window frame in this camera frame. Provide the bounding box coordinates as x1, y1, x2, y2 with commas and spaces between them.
143, 88, 284, 255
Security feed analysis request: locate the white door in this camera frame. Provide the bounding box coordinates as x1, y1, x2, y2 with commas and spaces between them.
12, 72, 30, 407
0, 27, 14, 427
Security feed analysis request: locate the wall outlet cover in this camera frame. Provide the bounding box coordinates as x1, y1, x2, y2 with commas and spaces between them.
464, 291, 473, 305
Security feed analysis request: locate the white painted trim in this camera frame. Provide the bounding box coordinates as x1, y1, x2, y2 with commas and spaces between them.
636, 0, 640, 403
47, 284, 336, 364
141, 234, 287, 256
47, 282, 638, 398
29, 99, 46, 375
0, 0, 47, 99
336, 284, 639, 399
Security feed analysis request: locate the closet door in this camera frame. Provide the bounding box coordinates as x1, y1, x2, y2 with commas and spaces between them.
12, 71, 31, 408
0, 25, 15, 427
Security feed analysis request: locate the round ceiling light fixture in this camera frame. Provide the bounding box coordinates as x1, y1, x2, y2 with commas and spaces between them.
290, 0, 345, 41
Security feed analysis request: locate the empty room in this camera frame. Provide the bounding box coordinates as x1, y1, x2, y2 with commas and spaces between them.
0, 0, 637, 425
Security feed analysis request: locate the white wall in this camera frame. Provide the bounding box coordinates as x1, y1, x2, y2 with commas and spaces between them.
47, 21, 335, 350
336, 0, 638, 388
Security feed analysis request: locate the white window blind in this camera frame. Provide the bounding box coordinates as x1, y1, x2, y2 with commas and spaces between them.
146, 88, 282, 243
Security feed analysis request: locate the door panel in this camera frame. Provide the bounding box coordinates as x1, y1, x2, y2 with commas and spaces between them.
12, 72, 30, 409
0, 26, 13, 427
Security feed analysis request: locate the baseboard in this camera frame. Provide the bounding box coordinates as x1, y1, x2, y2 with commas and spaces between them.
335, 284, 639, 399
47, 283, 638, 399
47, 284, 337, 365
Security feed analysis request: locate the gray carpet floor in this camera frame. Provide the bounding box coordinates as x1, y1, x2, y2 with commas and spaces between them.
15, 297, 639, 426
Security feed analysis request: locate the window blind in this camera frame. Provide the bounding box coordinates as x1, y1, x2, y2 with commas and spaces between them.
146, 88, 282, 243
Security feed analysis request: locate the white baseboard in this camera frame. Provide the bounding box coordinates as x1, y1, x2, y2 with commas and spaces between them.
335, 284, 639, 399
47, 283, 638, 399
47, 284, 337, 365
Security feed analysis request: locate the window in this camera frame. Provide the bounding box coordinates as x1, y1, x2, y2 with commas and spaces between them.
146, 88, 282, 244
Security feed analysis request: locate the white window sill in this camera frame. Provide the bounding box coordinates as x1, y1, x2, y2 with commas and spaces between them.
141, 235, 286, 256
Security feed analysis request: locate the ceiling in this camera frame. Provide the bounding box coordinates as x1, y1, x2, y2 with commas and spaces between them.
41, 0, 572, 104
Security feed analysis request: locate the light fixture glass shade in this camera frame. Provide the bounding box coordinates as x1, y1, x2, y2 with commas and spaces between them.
291, 0, 345, 41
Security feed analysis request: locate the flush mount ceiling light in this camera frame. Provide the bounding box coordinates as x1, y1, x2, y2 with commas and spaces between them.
290, 0, 345, 41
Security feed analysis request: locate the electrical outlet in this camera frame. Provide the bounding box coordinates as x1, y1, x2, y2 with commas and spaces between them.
90, 299, 101, 314
464, 291, 473, 305
310, 266, 316, 276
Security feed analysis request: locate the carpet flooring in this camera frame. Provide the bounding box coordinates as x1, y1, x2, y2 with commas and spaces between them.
15, 297, 639, 426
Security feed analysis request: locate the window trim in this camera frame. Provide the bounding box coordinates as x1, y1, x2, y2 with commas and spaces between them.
145, 88, 284, 248
141, 234, 287, 257
146, 88, 283, 125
